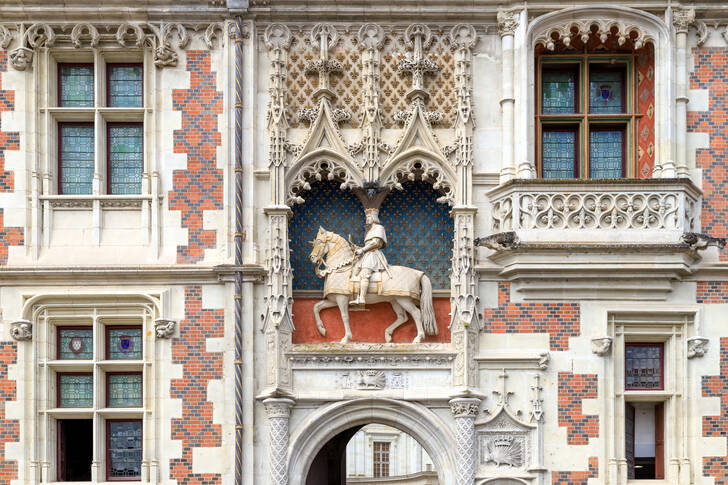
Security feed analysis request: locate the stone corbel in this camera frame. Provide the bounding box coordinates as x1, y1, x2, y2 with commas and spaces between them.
9, 23, 56, 71
682, 232, 727, 251
687, 337, 709, 359
591, 337, 613, 356
154, 319, 177, 339
10, 320, 32, 341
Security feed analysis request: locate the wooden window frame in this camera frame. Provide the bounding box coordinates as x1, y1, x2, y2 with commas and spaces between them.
57, 372, 93, 408
624, 342, 664, 391
58, 63, 95, 108
58, 121, 94, 195
541, 125, 580, 178
106, 372, 143, 408
588, 125, 627, 179
105, 325, 143, 360
106, 63, 144, 108
536, 53, 640, 179
105, 419, 143, 482
106, 122, 144, 195
373, 441, 391, 478
56, 325, 93, 360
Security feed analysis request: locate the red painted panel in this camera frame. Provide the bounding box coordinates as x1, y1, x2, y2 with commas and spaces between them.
292, 297, 451, 344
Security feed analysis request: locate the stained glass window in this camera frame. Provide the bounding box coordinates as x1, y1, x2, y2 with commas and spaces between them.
589, 68, 625, 114
590, 130, 624, 178
542, 70, 577, 114
625, 344, 663, 389
542, 130, 576, 178
108, 65, 143, 107
107, 328, 142, 360
60, 124, 94, 195
108, 420, 142, 480
59, 374, 93, 407
58, 328, 93, 360
60, 65, 94, 107
108, 125, 143, 194
108, 374, 142, 407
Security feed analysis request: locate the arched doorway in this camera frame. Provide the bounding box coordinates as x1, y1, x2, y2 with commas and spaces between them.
288, 399, 457, 485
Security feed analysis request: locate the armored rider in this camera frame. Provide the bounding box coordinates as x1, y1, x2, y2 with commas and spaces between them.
350, 208, 389, 306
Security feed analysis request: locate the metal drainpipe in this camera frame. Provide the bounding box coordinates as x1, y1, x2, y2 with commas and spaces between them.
234, 16, 245, 485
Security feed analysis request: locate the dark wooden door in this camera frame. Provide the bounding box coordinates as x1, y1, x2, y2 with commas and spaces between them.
626, 403, 635, 480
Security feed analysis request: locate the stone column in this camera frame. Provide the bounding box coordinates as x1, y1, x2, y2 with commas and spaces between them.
264, 398, 295, 485
673, 7, 694, 179
498, 10, 519, 183
449, 397, 481, 485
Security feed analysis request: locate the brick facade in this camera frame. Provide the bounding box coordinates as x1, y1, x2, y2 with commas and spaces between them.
169, 286, 225, 485
558, 372, 599, 446
169, 51, 224, 264
702, 337, 728, 485
483, 283, 580, 351
688, 48, 728, 261
697, 281, 728, 303
0, 311, 18, 485
0, 52, 23, 266
552, 456, 599, 485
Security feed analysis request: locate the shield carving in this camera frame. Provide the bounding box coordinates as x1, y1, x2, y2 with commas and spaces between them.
68, 337, 85, 355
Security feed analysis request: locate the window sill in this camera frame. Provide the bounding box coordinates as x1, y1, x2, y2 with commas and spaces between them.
41, 195, 153, 210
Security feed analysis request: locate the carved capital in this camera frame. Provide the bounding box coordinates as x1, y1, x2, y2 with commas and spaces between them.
263, 398, 295, 419
449, 397, 481, 418
264, 23, 292, 51
591, 337, 613, 356
357, 23, 385, 51
497, 9, 520, 37
672, 7, 695, 34
449, 24, 477, 51
154, 319, 177, 339
687, 337, 709, 359
10, 320, 32, 341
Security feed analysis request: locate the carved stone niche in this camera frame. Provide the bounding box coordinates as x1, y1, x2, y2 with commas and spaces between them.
475, 406, 544, 482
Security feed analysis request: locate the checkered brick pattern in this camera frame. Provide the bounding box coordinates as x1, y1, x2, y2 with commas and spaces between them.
552, 456, 599, 485
688, 49, 728, 261
483, 283, 580, 351
170, 286, 224, 485
697, 281, 728, 303
0, 51, 23, 266
558, 372, 599, 445
169, 51, 224, 264
702, 337, 728, 484
0, 310, 18, 485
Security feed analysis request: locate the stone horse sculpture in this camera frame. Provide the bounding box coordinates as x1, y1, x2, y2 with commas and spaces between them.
309, 227, 438, 343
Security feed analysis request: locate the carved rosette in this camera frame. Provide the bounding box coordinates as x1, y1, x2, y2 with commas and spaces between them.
264, 398, 295, 485
450, 397, 481, 485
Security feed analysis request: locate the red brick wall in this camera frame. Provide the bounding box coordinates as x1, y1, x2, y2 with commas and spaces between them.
0, 311, 18, 484
169, 51, 224, 264
558, 372, 599, 445
702, 337, 728, 485
483, 283, 580, 351
169, 286, 224, 485
0, 51, 23, 265
552, 456, 599, 485
697, 281, 728, 303
688, 49, 728, 261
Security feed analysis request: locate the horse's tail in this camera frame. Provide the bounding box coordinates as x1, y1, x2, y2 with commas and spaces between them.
420, 275, 438, 336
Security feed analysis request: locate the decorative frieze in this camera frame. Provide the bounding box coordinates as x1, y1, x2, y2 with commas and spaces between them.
338, 370, 408, 390
289, 346, 455, 369
533, 18, 653, 51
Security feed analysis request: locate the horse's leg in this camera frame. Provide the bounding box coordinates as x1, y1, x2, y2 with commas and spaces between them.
313, 297, 338, 337
385, 299, 409, 343
397, 298, 425, 344
336, 294, 354, 344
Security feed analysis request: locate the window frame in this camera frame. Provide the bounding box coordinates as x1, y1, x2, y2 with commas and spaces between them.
624, 342, 665, 391
106, 122, 144, 195
105, 325, 144, 361
56, 325, 94, 360
536, 53, 639, 179
105, 418, 143, 482
106, 63, 144, 108
56, 372, 94, 409
57, 121, 95, 195
106, 372, 143, 408
57, 62, 95, 108
373, 441, 391, 478
588, 124, 627, 179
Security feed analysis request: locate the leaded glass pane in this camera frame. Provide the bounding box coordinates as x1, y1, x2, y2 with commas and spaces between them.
589, 69, 625, 114
108, 374, 142, 407
108, 421, 142, 479
589, 130, 624, 178
108, 66, 143, 107
542, 70, 576, 114
60, 65, 94, 107
109, 125, 143, 194
59, 374, 93, 407
625, 345, 663, 389
107, 328, 142, 360
60, 125, 94, 195
542, 130, 576, 178
58, 328, 93, 360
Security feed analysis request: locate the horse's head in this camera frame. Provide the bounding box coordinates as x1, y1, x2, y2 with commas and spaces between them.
309, 226, 330, 265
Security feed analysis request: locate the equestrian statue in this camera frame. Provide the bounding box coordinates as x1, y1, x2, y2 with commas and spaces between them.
309, 208, 438, 343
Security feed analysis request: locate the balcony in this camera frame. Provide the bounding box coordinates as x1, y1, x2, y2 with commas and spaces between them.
481, 178, 702, 301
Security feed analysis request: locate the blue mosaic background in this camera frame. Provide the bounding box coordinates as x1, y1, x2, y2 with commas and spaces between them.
379, 181, 452, 289
290, 181, 364, 290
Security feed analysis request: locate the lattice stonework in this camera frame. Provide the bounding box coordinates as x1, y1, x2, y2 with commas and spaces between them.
285, 32, 362, 129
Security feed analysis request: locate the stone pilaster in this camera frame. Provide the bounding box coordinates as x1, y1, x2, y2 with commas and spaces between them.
450, 397, 481, 485
264, 398, 295, 485
672, 7, 695, 178
498, 9, 519, 182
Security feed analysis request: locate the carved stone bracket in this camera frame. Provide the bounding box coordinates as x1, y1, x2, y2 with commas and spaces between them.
687, 337, 709, 359
591, 337, 613, 356
682, 232, 727, 251
154, 319, 177, 339
10, 320, 32, 341
474, 231, 519, 251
